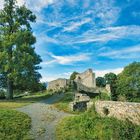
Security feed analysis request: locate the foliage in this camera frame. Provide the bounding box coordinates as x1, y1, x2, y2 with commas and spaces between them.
0, 109, 31, 140
104, 73, 117, 85
116, 62, 140, 102
96, 77, 106, 87
0, 74, 6, 89
56, 109, 140, 140
54, 92, 74, 113
0, 0, 42, 99
0, 90, 5, 99
66, 81, 77, 92
104, 73, 117, 101
100, 92, 110, 100
70, 71, 79, 80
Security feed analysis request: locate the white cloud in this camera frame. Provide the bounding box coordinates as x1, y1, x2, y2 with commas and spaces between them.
0, 0, 4, 9
40, 72, 72, 82
0, 0, 54, 11
42, 53, 91, 65
72, 25, 140, 44
25, 0, 54, 12
95, 68, 123, 77
36, 35, 59, 45
63, 18, 91, 32
99, 44, 140, 59
41, 68, 124, 82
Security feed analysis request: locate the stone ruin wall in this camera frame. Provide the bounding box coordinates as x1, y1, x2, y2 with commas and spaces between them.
105, 84, 111, 95
75, 69, 96, 88
47, 78, 69, 91
95, 101, 140, 125
47, 69, 96, 93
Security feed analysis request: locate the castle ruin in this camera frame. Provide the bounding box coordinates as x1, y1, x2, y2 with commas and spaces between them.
74, 69, 99, 94
47, 78, 69, 91
75, 69, 96, 88
47, 69, 97, 93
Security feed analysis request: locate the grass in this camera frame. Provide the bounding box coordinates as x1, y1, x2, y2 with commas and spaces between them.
0, 91, 53, 139
56, 108, 140, 140
54, 92, 74, 113
0, 109, 32, 140
0, 91, 52, 109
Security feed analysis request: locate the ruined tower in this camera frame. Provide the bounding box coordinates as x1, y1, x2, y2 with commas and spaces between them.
75, 69, 96, 88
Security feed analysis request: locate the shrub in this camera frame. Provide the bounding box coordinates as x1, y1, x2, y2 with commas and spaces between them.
0, 90, 5, 99
56, 109, 140, 140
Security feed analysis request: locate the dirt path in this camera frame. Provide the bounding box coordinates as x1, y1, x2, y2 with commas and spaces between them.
16, 94, 71, 140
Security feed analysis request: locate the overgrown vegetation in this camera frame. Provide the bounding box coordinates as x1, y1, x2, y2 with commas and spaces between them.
56, 109, 140, 140
0, 90, 5, 99
0, 110, 31, 140
54, 92, 74, 112
70, 71, 79, 80
96, 62, 140, 102
116, 62, 140, 102
96, 77, 106, 87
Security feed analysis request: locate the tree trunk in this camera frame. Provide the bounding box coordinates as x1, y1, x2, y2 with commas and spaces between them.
6, 79, 13, 99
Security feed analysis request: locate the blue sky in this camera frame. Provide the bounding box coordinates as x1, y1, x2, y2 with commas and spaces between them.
1, 0, 140, 81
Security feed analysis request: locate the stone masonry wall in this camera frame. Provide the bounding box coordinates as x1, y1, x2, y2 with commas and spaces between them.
47, 78, 69, 91
95, 101, 140, 125
75, 69, 96, 88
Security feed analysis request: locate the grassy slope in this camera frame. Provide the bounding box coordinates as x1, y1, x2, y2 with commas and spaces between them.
0, 91, 52, 109
56, 109, 140, 140
0, 110, 31, 140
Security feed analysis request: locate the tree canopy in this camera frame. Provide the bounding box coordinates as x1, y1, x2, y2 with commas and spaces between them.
96, 77, 106, 87
116, 62, 140, 102
104, 73, 117, 100
0, 0, 42, 99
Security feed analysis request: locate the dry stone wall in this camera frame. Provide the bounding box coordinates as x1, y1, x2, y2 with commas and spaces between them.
95, 101, 140, 125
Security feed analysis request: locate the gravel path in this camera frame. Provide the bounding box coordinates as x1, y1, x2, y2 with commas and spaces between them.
16, 94, 71, 140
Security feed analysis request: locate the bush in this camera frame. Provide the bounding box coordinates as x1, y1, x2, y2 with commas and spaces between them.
0, 91, 5, 99
56, 109, 140, 140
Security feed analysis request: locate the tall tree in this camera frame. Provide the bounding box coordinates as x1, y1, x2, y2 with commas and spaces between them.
0, 0, 42, 99
104, 73, 117, 100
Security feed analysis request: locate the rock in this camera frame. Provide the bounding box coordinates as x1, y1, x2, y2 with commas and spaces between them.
69, 93, 92, 111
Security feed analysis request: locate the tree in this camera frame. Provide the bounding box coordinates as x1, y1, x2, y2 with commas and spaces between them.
116, 62, 140, 102
0, 0, 42, 99
0, 74, 6, 89
96, 77, 106, 87
70, 71, 79, 80
104, 73, 117, 100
